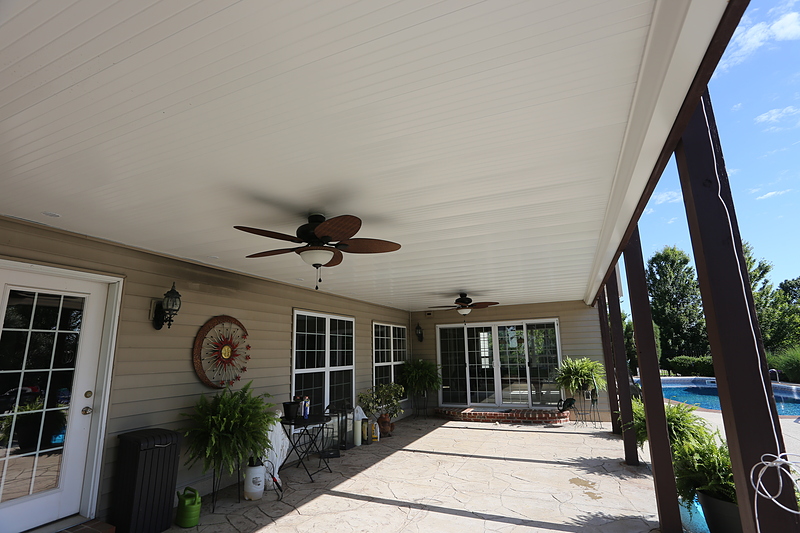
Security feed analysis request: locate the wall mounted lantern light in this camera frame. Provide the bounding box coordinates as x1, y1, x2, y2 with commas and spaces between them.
152, 282, 182, 330
415, 323, 424, 342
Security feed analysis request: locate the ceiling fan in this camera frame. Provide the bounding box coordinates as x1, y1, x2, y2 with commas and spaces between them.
235, 214, 400, 288
429, 293, 499, 315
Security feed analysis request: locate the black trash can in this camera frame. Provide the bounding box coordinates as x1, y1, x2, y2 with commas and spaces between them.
112, 428, 181, 533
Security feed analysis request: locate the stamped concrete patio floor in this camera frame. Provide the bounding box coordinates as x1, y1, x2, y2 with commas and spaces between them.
170, 417, 659, 533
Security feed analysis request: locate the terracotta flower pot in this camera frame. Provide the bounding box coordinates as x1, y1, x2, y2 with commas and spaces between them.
377, 413, 395, 437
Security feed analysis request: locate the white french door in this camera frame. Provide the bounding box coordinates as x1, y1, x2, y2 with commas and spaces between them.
0, 267, 117, 533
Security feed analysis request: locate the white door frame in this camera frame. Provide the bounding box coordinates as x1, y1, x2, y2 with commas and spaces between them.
0, 259, 123, 521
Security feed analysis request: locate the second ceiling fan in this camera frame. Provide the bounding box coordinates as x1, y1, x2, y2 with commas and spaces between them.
430, 293, 499, 315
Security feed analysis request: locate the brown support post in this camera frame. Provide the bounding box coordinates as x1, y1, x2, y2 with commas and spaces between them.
606, 274, 638, 465
598, 289, 621, 434
624, 227, 682, 533
675, 90, 799, 532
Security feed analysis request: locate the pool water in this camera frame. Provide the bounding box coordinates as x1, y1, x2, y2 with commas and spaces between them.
663, 383, 800, 416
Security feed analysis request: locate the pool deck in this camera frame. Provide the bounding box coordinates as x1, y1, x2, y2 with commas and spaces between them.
694, 409, 800, 456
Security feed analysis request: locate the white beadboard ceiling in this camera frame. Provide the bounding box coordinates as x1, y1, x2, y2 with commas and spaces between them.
0, 0, 729, 311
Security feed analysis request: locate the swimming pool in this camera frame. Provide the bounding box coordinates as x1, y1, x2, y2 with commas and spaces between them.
659, 377, 800, 416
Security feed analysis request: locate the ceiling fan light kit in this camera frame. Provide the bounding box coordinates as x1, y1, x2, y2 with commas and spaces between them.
457, 308, 472, 316
298, 248, 335, 267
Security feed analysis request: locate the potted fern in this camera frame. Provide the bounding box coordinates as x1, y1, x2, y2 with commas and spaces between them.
553, 357, 607, 395
673, 431, 741, 533
182, 382, 279, 509
399, 359, 442, 417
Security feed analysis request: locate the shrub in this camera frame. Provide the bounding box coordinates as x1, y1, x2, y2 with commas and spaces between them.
771, 346, 800, 383
668, 355, 714, 377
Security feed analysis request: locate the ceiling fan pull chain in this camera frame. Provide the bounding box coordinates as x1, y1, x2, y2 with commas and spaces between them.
315, 265, 322, 290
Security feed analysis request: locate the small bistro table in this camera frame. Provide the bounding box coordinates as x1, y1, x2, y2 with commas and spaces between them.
279, 414, 332, 482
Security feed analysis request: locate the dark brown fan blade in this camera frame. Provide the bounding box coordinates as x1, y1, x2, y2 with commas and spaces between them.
246, 247, 301, 258
428, 305, 458, 309
314, 215, 361, 242
338, 238, 401, 253
235, 226, 303, 243
323, 248, 344, 267
469, 302, 500, 308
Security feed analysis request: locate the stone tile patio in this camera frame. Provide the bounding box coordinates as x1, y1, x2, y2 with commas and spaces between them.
168, 417, 659, 533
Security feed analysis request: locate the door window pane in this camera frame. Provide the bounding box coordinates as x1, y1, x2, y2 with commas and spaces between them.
1, 290, 84, 504
467, 327, 494, 404
527, 323, 560, 406
4, 291, 35, 329
498, 325, 528, 405
439, 327, 467, 404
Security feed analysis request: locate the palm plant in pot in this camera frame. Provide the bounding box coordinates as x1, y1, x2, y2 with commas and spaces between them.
399, 359, 442, 417
182, 382, 280, 510
357, 383, 404, 437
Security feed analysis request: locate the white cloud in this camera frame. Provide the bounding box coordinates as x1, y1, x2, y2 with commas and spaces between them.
667, 217, 678, 225
644, 207, 655, 215
756, 189, 792, 199
754, 105, 800, 123
748, 187, 762, 194
717, 6, 800, 72
652, 191, 682, 204
732, 103, 743, 111
772, 12, 800, 39
728, 168, 741, 175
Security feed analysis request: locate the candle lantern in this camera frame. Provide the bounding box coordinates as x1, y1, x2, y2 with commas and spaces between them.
339, 403, 355, 450
320, 405, 341, 459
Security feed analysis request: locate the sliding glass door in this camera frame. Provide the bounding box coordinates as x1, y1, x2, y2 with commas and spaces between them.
438, 320, 560, 408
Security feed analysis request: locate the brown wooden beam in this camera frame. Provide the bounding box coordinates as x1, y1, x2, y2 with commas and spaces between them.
598, 289, 621, 435
592, 0, 750, 303
624, 227, 682, 533
606, 274, 639, 464
675, 90, 800, 532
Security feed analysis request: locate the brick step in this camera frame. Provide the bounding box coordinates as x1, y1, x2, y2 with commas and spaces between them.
435, 407, 570, 425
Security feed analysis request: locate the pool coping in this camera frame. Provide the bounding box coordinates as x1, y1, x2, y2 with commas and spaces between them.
652, 376, 800, 419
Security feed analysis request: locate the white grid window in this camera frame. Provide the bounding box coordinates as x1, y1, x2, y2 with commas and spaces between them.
293, 310, 354, 413
373, 323, 407, 388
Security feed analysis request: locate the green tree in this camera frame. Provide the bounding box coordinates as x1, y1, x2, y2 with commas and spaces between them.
743, 244, 800, 352
621, 311, 660, 375
779, 276, 800, 306
645, 246, 708, 367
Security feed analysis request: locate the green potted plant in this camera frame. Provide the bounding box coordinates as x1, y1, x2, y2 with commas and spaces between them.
553, 357, 607, 396
182, 382, 280, 505
357, 383, 405, 437
399, 359, 442, 417
673, 431, 741, 533
625, 398, 711, 450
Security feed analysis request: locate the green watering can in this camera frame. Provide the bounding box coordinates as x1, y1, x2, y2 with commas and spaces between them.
175, 487, 201, 528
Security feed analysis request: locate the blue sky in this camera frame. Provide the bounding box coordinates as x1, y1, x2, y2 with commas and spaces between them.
624, 0, 800, 306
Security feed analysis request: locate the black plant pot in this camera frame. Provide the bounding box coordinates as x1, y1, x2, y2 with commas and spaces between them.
282, 401, 301, 422
697, 491, 742, 533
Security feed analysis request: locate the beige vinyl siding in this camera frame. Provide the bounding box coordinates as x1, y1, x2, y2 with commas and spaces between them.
410, 300, 609, 418
0, 215, 609, 519
0, 216, 408, 519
